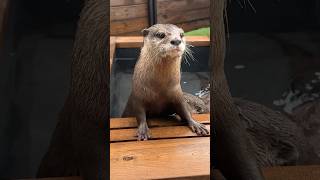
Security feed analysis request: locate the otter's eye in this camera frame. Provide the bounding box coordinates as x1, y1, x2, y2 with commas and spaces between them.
180, 33, 184, 38
155, 32, 165, 39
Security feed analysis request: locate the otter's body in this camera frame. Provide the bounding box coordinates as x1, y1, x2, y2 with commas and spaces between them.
122, 24, 208, 140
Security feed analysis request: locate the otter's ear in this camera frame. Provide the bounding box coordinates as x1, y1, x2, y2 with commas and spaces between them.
141, 28, 149, 37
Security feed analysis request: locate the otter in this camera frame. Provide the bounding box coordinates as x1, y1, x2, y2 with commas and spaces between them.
122, 24, 209, 140
211, 0, 265, 179
37, 0, 108, 179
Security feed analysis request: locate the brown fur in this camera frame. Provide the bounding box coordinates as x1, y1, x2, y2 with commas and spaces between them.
122, 24, 208, 140
211, 0, 265, 179
186, 92, 301, 167
37, 0, 108, 179
291, 100, 320, 164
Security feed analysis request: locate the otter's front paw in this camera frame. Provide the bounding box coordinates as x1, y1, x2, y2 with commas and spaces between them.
188, 121, 209, 135
137, 124, 151, 141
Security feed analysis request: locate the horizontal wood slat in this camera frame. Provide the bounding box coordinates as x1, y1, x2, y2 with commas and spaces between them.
110, 114, 210, 129
20, 165, 320, 179
110, 137, 210, 180
158, 8, 209, 24
111, 17, 148, 35
110, 4, 147, 21
110, 0, 210, 35
110, 0, 147, 7
111, 125, 210, 142
114, 36, 210, 48
157, 0, 209, 14
177, 19, 210, 33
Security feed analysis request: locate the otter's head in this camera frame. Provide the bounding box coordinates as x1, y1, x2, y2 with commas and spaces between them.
142, 24, 186, 59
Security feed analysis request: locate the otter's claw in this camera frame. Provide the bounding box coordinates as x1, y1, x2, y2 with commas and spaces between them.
137, 124, 151, 141
189, 121, 209, 135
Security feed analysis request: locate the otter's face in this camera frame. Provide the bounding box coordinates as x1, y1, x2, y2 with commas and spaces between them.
142, 24, 186, 59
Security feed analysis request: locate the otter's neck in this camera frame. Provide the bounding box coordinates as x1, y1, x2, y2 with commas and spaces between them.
137, 47, 182, 86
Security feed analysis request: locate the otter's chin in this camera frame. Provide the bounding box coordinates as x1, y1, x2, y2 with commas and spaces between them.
167, 48, 183, 58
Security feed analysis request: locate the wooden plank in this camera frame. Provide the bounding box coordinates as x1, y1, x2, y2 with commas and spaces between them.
110, 36, 117, 71
111, 0, 147, 7
111, 124, 210, 142
158, 8, 209, 24
19, 166, 320, 180
115, 36, 210, 48
157, 0, 209, 14
161, 175, 210, 180
111, 114, 210, 129
177, 19, 210, 34
117, 30, 142, 36
110, 4, 148, 21
111, 17, 148, 35
110, 137, 210, 179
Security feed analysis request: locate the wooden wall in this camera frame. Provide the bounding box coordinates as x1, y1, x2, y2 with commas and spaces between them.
110, 0, 209, 36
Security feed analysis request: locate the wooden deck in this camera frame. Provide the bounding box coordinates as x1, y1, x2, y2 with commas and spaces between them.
110, 114, 210, 179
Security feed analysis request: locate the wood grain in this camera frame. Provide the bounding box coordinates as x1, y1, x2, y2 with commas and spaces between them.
110, 114, 210, 129
158, 8, 209, 24
115, 36, 210, 48
157, 0, 209, 14
177, 19, 210, 34
111, 124, 210, 142
19, 165, 320, 179
110, 4, 147, 21
111, 0, 147, 7
110, 137, 210, 180
111, 17, 148, 35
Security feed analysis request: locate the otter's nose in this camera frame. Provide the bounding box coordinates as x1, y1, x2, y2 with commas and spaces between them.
170, 39, 181, 46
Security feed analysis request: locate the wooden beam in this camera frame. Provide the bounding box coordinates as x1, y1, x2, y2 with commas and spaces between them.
110, 114, 210, 129
111, 124, 210, 142
18, 165, 320, 179
177, 19, 210, 33
111, 17, 148, 35
111, 4, 147, 21
110, 137, 210, 179
157, 0, 209, 14
111, 0, 147, 7
158, 8, 209, 24
115, 36, 210, 48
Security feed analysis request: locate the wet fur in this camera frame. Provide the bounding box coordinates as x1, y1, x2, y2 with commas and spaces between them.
122, 24, 209, 140
185, 92, 301, 166
37, 0, 108, 179
211, 0, 265, 179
